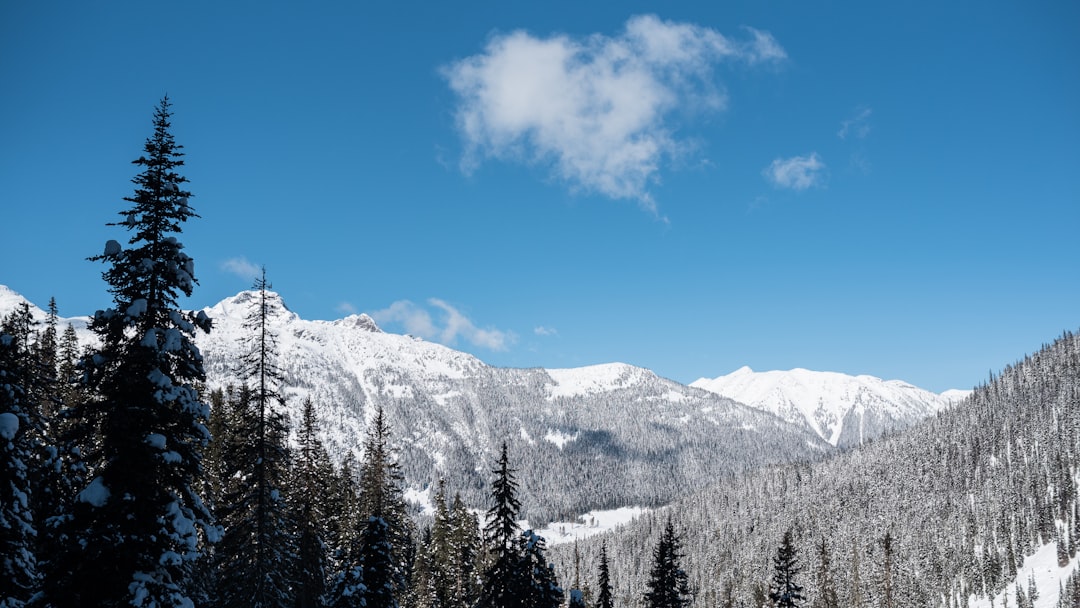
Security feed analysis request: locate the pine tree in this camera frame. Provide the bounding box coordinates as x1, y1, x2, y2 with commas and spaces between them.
770, 530, 805, 608
477, 442, 526, 608
213, 270, 296, 608
293, 397, 333, 608
643, 518, 691, 608
519, 530, 562, 608
811, 538, 839, 608
449, 492, 481, 607
596, 541, 614, 608
45, 97, 218, 608
0, 307, 39, 607
329, 406, 411, 608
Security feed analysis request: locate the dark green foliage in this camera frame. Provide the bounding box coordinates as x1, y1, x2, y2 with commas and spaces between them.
477, 442, 526, 608
519, 530, 563, 608
770, 530, 804, 608
643, 519, 691, 608
596, 541, 614, 608
0, 306, 40, 607
292, 397, 333, 608
210, 271, 297, 608
46, 96, 216, 608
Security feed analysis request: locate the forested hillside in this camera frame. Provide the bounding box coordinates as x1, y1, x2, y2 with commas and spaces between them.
557, 330, 1080, 607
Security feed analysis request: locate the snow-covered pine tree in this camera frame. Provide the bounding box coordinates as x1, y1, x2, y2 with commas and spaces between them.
449, 492, 481, 607
292, 397, 333, 608
329, 406, 411, 608
812, 538, 839, 608
0, 307, 40, 607
596, 541, 614, 608
518, 530, 562, 608
477, 442, 526, 608
44, 96, 217, 608
214, 269, 296, 608
643, 518, 691, 608
357, 405, 412, 606
770, 530, 805, 608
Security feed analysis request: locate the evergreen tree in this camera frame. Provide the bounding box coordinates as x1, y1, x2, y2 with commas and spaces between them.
45, 97, 217, 608
330, 406, 411, 608
449, 492, 481, 607
519, 530, 562, 608
359, 515, 400, 608
643, 518, 691, 608
596, 541, 614, 608
0, 308, 39, 607
770, 530, 805, 608
811, 538, 839, 608
477, 442, 526, 608
213, 270, 296, 608
293, 397, 333, 608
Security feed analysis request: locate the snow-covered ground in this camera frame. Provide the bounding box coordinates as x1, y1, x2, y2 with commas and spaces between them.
525, 506, 649, 546
969, 542, 1077, 608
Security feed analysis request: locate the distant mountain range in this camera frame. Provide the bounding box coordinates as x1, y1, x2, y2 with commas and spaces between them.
692, 366, 970, 448
0, 284, 959, 522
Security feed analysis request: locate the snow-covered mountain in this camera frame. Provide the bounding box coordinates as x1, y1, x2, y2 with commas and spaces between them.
0, 285, 831, 525
691, 366, 970, 448
199, 290, 833, 524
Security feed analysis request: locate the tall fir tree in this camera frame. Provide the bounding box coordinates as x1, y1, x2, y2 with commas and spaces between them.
292, 397, 333, 608
477, 442, 526, 608
329, 406, 411, 608
45, 96, 217, 608
643, 518, 691, 608
518, 530, 562, 608
770, 530, 805, 608
596, 541, 614, 608
449, 492, 481, 607
214, 269, 295, 608
0, 306, 40, 607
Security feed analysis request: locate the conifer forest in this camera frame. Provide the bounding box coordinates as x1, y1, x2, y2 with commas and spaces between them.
2, 100, 1079, 608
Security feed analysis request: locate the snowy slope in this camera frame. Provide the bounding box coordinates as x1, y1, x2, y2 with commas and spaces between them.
691, 366, 970, 447
0, 285, 91, 335
0, 285, 831, 525
199, 291, 835, 524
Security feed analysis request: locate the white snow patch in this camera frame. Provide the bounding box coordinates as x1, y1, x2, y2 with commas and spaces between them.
543, 430, 578, 449
79, 476, 111, 507
969, 541, 1077, 608
0, 412, 19, 440
145, 433, 167, 449
527, 506, 649, 546
546, 363, 648, 399
519, 427, 536, 445
104, 239, 122, 255
404, 487, 435, 517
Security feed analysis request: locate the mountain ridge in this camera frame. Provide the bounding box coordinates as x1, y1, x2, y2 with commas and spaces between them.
691, 365, 970, 447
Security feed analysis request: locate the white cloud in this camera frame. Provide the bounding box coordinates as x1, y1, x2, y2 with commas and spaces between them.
444, 15, 785, 213
838, 106, 872, 140
336, 302, 358, 315
372, 299, 515, 351
534, 326, 558, 336
763, 153, 826, 190
221, 257, 261, 281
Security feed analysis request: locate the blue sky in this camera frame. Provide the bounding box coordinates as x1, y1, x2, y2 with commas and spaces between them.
1, 1, 1077, 392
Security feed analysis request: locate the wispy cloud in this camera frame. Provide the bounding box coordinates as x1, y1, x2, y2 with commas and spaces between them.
763, 153, 826, 190
221, 257, 261, 281
838, 106, 872, 140
336, 302, 358, 315
372, 299, 516, 351
443, 15, 785, 214
534, 326, 558, 336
